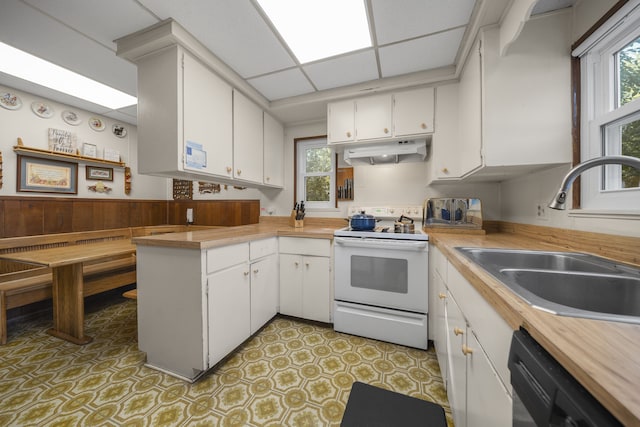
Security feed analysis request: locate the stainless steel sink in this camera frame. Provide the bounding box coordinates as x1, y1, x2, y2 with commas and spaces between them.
456, 247, 640, 324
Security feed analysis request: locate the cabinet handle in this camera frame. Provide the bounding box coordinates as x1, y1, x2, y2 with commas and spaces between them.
305, 262, 310, 267
294, 261, 299, 267
266, 176, 270, 182
346, 131, 352, 138
438, 293, 446, 299
253, 269, 259, 274
442, 168, 449, 174
421, 123, 427, 129
454, 327, 464, 336
226, 166, 232, 173
384, 128, 389, 134
244, 271, 249, 276
237, 169, 242, 175
462, 345, 473, 356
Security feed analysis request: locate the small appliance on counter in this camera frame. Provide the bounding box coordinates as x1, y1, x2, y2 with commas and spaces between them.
423, 198, 483, 230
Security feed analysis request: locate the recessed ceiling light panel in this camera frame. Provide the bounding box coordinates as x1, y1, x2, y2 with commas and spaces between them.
0, 42, 137, 110
257, 0, 372, 64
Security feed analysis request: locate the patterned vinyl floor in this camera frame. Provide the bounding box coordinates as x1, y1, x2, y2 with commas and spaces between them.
0, 296, 452, 426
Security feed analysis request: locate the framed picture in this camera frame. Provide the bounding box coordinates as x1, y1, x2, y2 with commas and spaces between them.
17, 155, 78, 194
86, 166, 113, 181
82, 143, 98, 158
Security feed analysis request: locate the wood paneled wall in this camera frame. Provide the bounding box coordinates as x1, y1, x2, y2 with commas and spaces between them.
0, 197, 260, 238
168, 200, 260, 226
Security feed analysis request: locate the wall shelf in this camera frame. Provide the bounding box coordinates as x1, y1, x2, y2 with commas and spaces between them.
13, 146, 126, 168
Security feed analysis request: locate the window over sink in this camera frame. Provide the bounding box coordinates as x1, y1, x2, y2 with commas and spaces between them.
575, 2, 640, 211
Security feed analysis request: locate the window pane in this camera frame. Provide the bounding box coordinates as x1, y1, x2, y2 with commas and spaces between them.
617, 36, 640, 107
305, 146, 332, 173
305, 176, 330, 201
603, 114, 640, 189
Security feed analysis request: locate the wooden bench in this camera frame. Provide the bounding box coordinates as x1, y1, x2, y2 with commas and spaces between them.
0, 225, 211, 345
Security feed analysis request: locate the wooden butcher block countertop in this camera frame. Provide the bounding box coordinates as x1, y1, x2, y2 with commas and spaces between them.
429, 231, 640, 426
132, 220, 341, 250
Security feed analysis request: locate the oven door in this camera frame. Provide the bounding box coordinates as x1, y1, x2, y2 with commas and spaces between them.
334, 236, 428, 313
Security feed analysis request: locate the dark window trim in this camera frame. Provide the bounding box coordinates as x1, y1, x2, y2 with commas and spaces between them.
570, 0, 629, 208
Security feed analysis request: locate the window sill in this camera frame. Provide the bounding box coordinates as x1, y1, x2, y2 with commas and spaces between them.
568, 209, 640, 220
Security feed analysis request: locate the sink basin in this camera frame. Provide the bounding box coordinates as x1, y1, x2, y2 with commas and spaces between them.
456, 247, 640, 324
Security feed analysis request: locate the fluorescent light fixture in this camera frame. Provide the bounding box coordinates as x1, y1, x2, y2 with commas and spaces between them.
0, 42, 137, 109
257, 0, 371, 63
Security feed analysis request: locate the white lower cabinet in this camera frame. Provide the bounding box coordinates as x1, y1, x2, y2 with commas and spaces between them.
279, 237, 332, 323
250, 254, 278, 334
208, 261, 251, 366
429, 246, 512, 427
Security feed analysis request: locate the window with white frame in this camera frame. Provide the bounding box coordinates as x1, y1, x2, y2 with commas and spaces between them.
577, 3, 640, 210
296, 137, 335, 209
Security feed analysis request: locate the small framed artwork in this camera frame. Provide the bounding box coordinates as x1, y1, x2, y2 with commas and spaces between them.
17, 155, 78, 194
86, 166, 113, 181
82, 143, 98, 158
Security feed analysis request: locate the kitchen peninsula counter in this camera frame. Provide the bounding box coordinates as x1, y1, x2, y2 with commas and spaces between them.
429, 230, 640, 426
133, 221, 340, 249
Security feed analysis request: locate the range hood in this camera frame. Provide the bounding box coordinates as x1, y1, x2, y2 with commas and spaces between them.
343, 139, 428, 165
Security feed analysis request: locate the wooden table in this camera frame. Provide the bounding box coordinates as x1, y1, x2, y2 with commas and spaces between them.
0, 240, 136, 344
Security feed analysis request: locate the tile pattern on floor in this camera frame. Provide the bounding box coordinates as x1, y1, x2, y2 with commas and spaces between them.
0, 298, 452, 426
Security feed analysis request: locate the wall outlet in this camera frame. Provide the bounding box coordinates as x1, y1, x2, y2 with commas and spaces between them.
536, 202, 548, 221
186, 208, 194, 224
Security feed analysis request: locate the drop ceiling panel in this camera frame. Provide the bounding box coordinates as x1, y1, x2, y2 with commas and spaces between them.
303, 50, 380, 91
138, 0, 296, 79
247, 69, 314, 101
379, 27, 466, 78
372, 0, 476, 45
22, 0, 159, 51
0, 0, 137, 95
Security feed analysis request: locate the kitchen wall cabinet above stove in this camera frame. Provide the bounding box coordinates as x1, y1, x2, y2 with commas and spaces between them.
327, 87, 435, 146
428, 11, 572, 184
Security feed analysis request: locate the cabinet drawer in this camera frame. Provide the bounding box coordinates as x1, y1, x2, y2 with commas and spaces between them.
207, 242, 249, 273
250, 237, 277, 260
279, 237, 330, 257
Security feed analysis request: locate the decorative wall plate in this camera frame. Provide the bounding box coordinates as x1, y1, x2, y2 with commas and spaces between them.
112, 124, 127, 138
0, 92, 22, 110
62, 110, 82, 126
88, 117, 105, 131
31, 102, 54, 118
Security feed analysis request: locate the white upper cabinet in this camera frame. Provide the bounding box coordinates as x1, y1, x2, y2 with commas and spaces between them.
263, 112, 284, 188
183, 52, 233, 178
327, 88, 435, 145
355, 94, 393, 141
430, 11, 572, 183
327, 100, 356, 144
135, 46, 234, 181
233, 90, 264, 184
393, 88, 435, 137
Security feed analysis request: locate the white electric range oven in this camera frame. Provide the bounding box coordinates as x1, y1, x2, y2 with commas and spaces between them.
333, 206, 429, 349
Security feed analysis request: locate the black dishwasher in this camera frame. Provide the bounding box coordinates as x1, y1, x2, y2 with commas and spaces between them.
508, 329, 623, 427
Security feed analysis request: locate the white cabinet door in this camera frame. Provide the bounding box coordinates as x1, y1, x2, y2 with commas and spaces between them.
446, 292, 468, 427
250, 254, 278, 334
457, 39, 483, 176
183, 52, 233, 178
355, 94, 393, 141
394, 88, 435, 136
279, 254, 303, 318
466, 332, 512, 427
327, 100, 355, 144
208, 263, 251, 366
431, 271, 449, 389
233, 90, 264, 183
263, 112, 284, 187
301, 256, 331, 323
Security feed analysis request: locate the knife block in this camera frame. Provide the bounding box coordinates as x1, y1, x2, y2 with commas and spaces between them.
289, 210, 304, 228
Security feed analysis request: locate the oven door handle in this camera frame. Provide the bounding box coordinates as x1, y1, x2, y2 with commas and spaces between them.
334, 237, 428, 251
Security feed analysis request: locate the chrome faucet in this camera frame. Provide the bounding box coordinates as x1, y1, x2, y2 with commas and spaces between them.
548, 155, 640, 210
